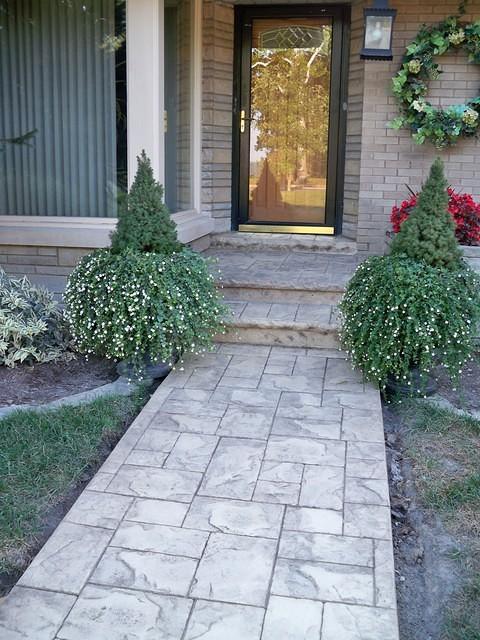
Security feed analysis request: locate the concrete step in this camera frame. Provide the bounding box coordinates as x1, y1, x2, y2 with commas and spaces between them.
219, 281, 344, 304
208, 248, 359, 304
210, 231, 357, 254
207, 244, 356, 347
217, 299, 341, 349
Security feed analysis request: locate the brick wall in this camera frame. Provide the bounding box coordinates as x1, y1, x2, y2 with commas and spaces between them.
0, 246, 90, 295
357, 0, 480, 253
0, 232, 210, 294
202, 0, 235, 231
342, 0, 365, 240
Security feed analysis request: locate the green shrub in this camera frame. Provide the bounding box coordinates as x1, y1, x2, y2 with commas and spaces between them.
0, 268, 71, 367
64, 249, 227, 371
390, 158, 462, 270
110, 151, 181, 255
339, 255, 480, 391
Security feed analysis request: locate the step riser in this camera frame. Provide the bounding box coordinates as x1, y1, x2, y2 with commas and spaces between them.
212, 243, 357, 255
220, 286, 344, 305
210, 233, 357, 254
217, 326, 340, 349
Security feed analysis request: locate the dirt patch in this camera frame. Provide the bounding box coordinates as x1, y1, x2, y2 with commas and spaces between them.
0, 356, 117, 407
384, 408, 465, 640
435, 356, 480, 412
384, 357, 480, 640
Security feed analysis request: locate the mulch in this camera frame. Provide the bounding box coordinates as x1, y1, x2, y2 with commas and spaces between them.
0, 356, 117, 407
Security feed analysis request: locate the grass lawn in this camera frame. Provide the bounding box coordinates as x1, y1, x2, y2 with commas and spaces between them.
0, 389, 147, 579
402, 402, 480, 640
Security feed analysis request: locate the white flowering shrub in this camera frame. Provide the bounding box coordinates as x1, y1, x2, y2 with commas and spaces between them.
339, 255, 480, 391
0, 268, 71, 367
64, 249, 228, 370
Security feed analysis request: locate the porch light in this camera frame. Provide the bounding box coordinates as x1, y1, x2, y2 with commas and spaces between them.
360, 0, 396, 60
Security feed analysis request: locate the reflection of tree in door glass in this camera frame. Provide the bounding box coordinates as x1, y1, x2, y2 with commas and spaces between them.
249, 19, 332, 224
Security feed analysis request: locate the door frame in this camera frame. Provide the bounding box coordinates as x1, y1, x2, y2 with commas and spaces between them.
231, 4, 350, 234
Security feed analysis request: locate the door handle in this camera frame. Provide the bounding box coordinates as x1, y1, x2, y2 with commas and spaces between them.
240, 109, 252, 133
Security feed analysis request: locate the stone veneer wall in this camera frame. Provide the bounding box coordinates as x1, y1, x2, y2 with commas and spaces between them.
0, 232, 211, 296
342, 0, 364, 240
357, 0, 480, 253
202, 0, 365, 237
202, 0, 235, 229
0, 246, 89, 295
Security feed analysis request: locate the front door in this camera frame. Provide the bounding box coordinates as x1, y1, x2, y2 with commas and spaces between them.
233, 5, 348, 234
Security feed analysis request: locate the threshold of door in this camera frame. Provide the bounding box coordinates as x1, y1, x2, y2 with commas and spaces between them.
238, 224, 335, 235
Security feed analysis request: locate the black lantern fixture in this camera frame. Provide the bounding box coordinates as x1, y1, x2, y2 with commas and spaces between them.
360, 0, 396, 60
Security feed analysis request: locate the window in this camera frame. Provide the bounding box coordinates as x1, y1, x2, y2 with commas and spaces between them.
164, 0, 192, 213
0, 0, 127, 217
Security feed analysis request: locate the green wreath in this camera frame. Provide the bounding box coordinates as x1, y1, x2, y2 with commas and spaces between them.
390, 14, 480, 148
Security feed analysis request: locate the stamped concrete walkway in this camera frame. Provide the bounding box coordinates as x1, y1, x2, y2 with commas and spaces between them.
0, 343, 399, 640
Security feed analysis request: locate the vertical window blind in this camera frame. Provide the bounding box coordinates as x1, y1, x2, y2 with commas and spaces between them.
0, 0, 126, 217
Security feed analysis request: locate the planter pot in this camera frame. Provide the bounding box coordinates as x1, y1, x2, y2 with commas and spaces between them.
117, 355, 174, 380
386, 368, 437, 398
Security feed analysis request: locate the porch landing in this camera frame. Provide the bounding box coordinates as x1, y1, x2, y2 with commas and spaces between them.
0, 343, 399, 640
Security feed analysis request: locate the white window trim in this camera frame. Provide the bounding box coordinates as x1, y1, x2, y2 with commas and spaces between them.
0, 0, 210, 248
127, 0, 164, 186
0, 210, 211, 247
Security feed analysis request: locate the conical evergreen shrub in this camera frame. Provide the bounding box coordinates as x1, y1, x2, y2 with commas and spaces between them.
390, 158, 462, 270
111, 151, 181, 255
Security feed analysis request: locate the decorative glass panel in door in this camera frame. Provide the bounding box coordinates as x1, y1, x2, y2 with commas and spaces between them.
249, 17, 332, 224
234, 6, 346, 233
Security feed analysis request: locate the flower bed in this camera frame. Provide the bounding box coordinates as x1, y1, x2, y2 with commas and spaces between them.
391, 188, 480, 246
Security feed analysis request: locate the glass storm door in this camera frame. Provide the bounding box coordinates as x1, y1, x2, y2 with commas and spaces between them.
234, 6, 347, 233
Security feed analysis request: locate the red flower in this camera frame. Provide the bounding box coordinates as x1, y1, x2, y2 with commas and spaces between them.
390, 188, 480, 246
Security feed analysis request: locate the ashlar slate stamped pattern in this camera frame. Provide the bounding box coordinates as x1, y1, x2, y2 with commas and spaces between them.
0, 345, 398, 640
